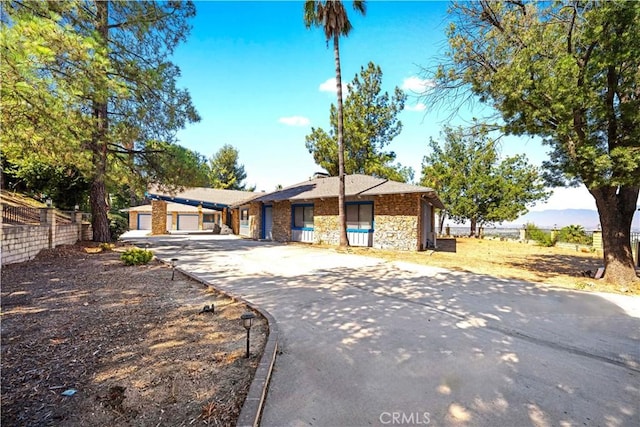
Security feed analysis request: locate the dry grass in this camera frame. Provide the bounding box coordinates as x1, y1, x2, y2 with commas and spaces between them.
327, 238, 639, 295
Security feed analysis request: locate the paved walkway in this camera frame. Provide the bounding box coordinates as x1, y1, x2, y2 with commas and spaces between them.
122, 233, 640, 427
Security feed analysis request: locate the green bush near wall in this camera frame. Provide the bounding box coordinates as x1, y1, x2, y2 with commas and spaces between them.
120, 248, 153, 266
525, 223, 555, 247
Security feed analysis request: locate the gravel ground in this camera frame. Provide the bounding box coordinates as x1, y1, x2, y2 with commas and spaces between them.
1, 243, 267, 427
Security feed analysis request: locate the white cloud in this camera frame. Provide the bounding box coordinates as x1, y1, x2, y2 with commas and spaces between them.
278, 116, 311, 127
401, 76, 435, 93
318, 77, 347, 94
405, 102, 427, 112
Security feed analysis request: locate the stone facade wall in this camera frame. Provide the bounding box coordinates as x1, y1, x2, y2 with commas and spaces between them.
313, 198, 340, 245
248, 202, 262, 239
373, 194, 421, 251
272, 201, 291, 242
129, 211, 138, 230
231, 208, 240, 235
151, 200, 168, 235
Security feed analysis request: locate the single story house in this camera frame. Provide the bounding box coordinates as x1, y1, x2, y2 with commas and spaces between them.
123, 202, 221, 232
236, 174, 444, 251
134, 187, 259, 234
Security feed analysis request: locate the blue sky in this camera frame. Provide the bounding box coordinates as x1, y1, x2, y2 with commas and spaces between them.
171, 0, 607, 214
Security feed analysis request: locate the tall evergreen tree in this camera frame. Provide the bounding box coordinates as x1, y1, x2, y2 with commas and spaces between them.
304, 0, 366, 247
209, 145, 253, 191
305, 62, 412, 182
1, 1, 200, 241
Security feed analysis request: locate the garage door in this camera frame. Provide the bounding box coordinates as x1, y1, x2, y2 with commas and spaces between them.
137, 213, 151, 230
177, 214, 199, 230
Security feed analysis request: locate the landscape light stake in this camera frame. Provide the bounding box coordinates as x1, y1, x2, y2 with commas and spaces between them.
241, 312, 256, 358
170, 258, 178, 281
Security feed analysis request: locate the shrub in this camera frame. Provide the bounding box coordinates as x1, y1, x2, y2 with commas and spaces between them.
525, 223, 556, 247
557, 225, 592, 245
99, 242, 115, 251
120, 248, 153, 266
108, 212, 129, 241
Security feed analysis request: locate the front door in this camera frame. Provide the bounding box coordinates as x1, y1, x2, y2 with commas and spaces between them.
263, 205, 273, 240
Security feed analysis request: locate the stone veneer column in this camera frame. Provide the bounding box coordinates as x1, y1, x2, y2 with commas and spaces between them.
249, 202, 262, 239
151, 200, 168, 235
272, 201, 292, 242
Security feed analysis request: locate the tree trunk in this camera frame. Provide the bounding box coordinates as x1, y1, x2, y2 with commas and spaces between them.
90, 0, 111, 243
469, 217, 477, 237
590, 185, 639, 285
438, 210, 447, 235
334, 33, 348, 247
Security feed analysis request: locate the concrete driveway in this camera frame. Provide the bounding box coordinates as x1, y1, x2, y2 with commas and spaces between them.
122, 233, 640, 426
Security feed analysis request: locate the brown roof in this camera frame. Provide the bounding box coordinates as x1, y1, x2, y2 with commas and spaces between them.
252, 174, 444, 208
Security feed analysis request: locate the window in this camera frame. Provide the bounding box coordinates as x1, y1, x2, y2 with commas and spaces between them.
346, 203, 373, 230
292, 205, 314, 229
240, 208, 249, 226
203, 214, 215, 223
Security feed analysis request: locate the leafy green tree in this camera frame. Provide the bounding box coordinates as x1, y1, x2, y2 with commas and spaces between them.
304, 0, 366, 247
425, 1, 639, 284
209, 145, 254, 191
1, 157, 91, 210
1, 1, 200, 242
557, 225, 592, 245
305, 62, 412, 182
421, 125, 549, 236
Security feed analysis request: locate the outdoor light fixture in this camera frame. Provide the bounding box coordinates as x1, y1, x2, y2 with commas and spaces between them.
170, 258, 178, 281
74, 204, 79, 211
241, 312, 256, 358
46, 198, 52, 208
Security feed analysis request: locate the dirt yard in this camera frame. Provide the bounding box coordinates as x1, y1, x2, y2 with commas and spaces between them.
344, 237, 639, 294
1, 244, 267, 427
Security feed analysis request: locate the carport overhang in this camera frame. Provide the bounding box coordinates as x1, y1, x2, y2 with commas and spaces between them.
147, 193, 229, 211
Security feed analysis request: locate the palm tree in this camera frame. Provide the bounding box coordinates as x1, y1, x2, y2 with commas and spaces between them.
304, 0, 366, 247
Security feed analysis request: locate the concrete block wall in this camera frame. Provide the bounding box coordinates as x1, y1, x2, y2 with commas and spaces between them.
81, 223, 93, 241
1, 221, 91, 265
1, 225, 50, 265
55, 224, 81, 246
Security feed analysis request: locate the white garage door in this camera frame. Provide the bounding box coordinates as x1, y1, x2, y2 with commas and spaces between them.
177, 214, 199, 230
137, 213, 151, 230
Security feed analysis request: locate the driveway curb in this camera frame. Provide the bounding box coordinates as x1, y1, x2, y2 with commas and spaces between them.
164, 261, 278, 427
